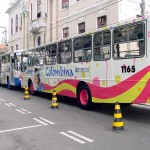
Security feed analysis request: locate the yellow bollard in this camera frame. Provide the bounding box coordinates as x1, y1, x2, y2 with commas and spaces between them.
24, 86, 30, 100
51, 90, 59, 108
112, 102, 124, 132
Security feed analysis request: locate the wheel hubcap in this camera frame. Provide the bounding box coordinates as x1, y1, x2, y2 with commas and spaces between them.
80, 89, 88, 105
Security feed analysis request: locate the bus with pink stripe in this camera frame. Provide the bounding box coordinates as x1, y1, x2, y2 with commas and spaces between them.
20, 16, 149, 109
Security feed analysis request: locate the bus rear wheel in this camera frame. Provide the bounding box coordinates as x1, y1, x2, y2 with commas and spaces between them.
29, 82, 35, 95
77, 84, 92, 110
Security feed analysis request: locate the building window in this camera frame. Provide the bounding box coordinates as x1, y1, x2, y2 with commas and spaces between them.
16, 45, 18, 50
15, 14, 18, 32
11, 46, 13, 52
97, 15, 107, 28
30, 3, 33, 21
37, 36, 41, 46
78, 22, 85, 34
62, 0, 69, 9
43, 33, 46, 44
63, 27, 69, 38
37, 0, 41, 18
20, 14, 22, 30
11, 18, 13, 35
34, 37, 36, 47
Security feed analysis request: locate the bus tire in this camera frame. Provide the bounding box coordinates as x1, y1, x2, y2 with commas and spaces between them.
121, 103, 132, 107
77, 84, 93, 110
7, 78, 11, 89
29, 82, 35, 95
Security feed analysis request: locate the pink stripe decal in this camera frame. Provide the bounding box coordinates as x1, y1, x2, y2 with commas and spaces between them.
58, 90, 76, 98
43, 80, 79, 91
132, 79, 150, 103
41, 66, 150, 101
88, 66, 150, 99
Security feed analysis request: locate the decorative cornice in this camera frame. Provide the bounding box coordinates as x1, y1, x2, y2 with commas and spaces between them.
5, 0, 20, 14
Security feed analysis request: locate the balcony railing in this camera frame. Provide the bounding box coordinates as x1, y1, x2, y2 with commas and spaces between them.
29, 17, 46, 34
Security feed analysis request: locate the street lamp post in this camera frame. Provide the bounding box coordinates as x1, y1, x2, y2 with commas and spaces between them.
0, 26, 7, 52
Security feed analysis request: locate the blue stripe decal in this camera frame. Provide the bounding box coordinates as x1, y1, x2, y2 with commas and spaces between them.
14, 77, 21, 87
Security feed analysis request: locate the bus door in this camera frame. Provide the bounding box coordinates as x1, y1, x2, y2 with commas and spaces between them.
112, 22, 146, 103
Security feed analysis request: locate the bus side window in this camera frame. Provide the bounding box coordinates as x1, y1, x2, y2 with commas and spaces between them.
58, 40, 72, 64
74, 35, 92, 62
93, 30, 111, 61
21, 54, 28, 72
46, 44, 57, 65
113, 22, 145, 59
35, 47, 45, 66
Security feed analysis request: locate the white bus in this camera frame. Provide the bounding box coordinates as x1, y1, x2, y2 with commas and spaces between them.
20, 16, 149, 109
0, 51, 22, 89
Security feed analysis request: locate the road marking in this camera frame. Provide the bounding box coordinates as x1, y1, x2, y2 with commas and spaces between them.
16, 109, 26, 114
16, 109, 32, 114
21, 108, 32, 113
60, 132, 86, 144
60, 131, 94, 144
68, 130, 94, 142
8, 103, 16, 106
0, 125, 42, 134
4, 103, 11, 107
33, 118, 48, 126
39, 117, 55, 125
0, 99, 5, 101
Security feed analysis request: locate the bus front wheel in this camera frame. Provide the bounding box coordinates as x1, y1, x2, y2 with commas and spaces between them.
7, 78, 11, 89
77, 84, 92, 110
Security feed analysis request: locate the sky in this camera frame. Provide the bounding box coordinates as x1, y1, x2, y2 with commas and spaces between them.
0, 0, 9, 44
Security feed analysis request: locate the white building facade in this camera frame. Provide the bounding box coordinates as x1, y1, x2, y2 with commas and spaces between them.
6, 0, 150, 52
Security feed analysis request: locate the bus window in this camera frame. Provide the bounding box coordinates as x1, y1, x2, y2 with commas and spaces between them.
73, 35, 92, 62
57, 40, 72, 64
113, 22, 145, 59
14, 53, 21, 71
28, 49, 35, 67
35, 46, 45, 66
93, 30, 111, 61
45, 44, 57, 65
2, 55, 10, 64
21, 53, 28, 72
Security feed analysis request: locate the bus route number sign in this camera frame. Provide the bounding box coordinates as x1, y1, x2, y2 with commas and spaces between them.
121, 65, 135, 73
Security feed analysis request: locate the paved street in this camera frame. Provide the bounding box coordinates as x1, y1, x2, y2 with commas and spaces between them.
0, 86, 150, 150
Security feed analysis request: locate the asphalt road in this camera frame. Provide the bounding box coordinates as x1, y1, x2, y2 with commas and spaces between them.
0, 86, 150, 150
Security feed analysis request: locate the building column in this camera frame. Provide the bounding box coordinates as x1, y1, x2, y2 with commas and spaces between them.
52, 0, 58, 42
22, 13, 25, 50
24, 11, 29, 50
46, 0, 52, 43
